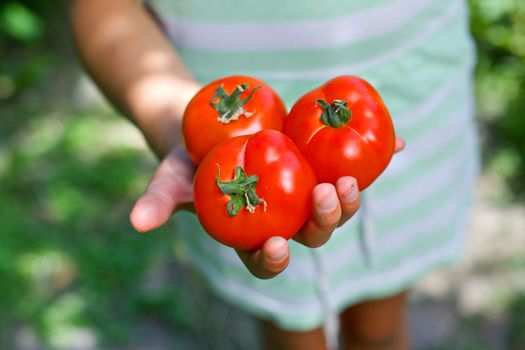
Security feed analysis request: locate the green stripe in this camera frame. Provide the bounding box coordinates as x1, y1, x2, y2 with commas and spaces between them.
361, 24, 475, 117
322, 142, 475, 255
206, 275, 325, 331
177, 219, 257, 284
306, 220, 367, 270
188, 13, 474, 110
176, 215, 320, 297
329, 191, 470, 286
378, 211, 466, 266
333, 252, 460, 317
395, 80, 468, 137
184, 240, 321, 302
380, 193, 470, 261
323, 135, 477, 254
374, 126, 473, 198
153, 0, 390, 22
375, 154, 475, 233
177, 0, 451, 71
181, 240, 326, 330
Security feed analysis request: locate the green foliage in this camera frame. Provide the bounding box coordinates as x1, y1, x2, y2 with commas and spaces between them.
0, 110, 186, 347
0, 2, 43, 42
0, 1, 58, 99
469, 0, 525, 198
506, 294, 525, 349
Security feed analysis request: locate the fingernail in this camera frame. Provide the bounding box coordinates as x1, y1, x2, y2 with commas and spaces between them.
268, 237, 287, 262
343, 183, 359, 202
320, 192, 338, 212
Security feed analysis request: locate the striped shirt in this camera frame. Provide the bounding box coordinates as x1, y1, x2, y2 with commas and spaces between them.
147, 0, 479, 332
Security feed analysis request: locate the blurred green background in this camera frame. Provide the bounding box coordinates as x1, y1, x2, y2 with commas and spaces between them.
0, 1, 524, 349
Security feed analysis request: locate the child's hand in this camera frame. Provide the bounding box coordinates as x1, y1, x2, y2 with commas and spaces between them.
236, 137, 405, 279
130, 146, 196, 232
235, 176, 361, 278
129, 149, 359, 279
130, 138, 405, 279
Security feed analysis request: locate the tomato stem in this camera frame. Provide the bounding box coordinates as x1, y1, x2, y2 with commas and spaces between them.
317, 99, 352, 128
210, 84, 261, 124
216, 165, 266, 217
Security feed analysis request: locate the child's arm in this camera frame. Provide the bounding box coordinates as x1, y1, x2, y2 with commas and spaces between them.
70, 0, 199, 158
69, 0, 366, 279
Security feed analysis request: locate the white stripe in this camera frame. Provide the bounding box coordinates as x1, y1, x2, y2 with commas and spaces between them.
185, 0, 463, 80
176, 213, 321, 282
388, 94, 474, 176
394, 71, 470, 129
327, 145, 474, 276
165, 0, 434, 51
332, 225, 463, 306
193, 208, 464, 321
376, 150, 475, 249
376, 190, 470, 260
376, 128, 475, 215
186, 247, 325, 316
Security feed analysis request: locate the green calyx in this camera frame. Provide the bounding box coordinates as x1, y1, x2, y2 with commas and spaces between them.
210, 84, 261, 124
216, 165, 266, 217
316, 98, 352, 128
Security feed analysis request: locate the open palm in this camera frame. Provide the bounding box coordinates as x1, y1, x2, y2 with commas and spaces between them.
130, 138, 405, 279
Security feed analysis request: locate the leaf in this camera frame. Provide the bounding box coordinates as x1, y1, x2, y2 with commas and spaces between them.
226, 197, 243, 217
1, 2, 43, 42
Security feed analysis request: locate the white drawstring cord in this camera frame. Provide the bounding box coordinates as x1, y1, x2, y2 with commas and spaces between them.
311, 191, 376, 349
311, 249, 340, 350
359, 192, 376, 267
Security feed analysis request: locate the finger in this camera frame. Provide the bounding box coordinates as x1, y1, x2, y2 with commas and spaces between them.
130, 148, 195, 233
335, 176, 361, 226
235, 237, 290, 279
395, 137, 405, 153
294, 183, 341, 248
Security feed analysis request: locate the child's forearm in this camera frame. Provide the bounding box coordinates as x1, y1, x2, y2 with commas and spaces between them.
69, 0, 200, 158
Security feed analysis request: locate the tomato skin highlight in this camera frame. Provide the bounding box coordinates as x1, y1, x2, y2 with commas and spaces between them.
193, 130, 316, 251
284, 76, 396, 190
183, 75, 287, 165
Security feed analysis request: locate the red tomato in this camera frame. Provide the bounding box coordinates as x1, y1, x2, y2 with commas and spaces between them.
284, 76, 396, 190
183, 75, 287, 165
193, 130, 316, 251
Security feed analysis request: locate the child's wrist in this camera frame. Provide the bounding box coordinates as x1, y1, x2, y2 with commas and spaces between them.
129, 78, 201, 158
